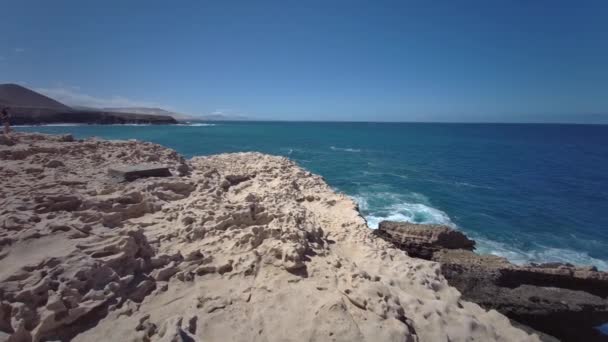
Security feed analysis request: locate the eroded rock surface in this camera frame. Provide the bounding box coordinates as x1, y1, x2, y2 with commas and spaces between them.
375, 221, 608, 342
0, 133, 540, 342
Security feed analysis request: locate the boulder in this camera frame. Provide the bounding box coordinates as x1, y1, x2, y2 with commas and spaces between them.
375, 221, 475, 259
375, 221, 608, 342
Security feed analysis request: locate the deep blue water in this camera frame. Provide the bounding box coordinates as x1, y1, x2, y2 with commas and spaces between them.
17, 122, 608, 269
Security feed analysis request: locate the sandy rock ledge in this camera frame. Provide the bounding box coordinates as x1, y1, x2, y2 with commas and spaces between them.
0, 133, 540, 342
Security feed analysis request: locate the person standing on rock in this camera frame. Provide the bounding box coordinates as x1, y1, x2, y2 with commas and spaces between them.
1, 107, 11, 135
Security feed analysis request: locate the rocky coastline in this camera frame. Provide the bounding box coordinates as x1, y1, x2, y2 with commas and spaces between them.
7, 107, 178, 126
0, 132, 581, 341
375, 221, 608, 342
0, 84, 178, 125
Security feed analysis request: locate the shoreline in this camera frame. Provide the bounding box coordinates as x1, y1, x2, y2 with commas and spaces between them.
13, 122, 216, 127
12, 125, 608, 271
11, 123, 608, 270
0, 132, 542, 341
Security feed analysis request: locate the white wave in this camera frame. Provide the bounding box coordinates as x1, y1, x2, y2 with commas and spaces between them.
354, 190, 431, 208
354, 197, 455, 229
474, 236, 608, 271
330, 146, 361, 153
454, 181, 493, 189
183, 123, 216, 127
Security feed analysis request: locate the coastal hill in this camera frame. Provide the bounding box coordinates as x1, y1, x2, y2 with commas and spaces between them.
0, 83, 71, 111
101, 107, 250, 122
101, 107, 197, 122
0, 84, 177, 125
90, 106, 250, 122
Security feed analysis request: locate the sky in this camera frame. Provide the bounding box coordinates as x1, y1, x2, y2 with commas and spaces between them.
1, 0, 607, 123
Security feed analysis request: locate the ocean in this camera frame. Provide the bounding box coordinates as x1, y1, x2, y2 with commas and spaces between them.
17, 122, 608, 270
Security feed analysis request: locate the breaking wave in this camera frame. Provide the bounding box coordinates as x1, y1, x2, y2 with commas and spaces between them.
363, 203, 455, 229
350, 191, 608, 270
351, 191, 455, 229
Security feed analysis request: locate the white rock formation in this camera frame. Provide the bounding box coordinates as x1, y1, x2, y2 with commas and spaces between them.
0, 133, 540, 342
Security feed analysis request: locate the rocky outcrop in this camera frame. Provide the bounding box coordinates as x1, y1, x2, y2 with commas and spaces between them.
376, 221, 475, 259
0, 133, 541, 342
375, 221, 608, 342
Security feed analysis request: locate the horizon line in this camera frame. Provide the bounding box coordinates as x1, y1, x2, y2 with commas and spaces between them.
185, 119, 608, 126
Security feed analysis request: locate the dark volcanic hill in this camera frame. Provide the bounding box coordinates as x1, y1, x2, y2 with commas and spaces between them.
0, 84, 177, 125
0, 84, 72, 110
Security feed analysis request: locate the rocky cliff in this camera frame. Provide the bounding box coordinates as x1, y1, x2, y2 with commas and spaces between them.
0, 133, 539, 342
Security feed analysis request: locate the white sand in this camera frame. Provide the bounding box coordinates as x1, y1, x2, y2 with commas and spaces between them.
0, 133, 540, 342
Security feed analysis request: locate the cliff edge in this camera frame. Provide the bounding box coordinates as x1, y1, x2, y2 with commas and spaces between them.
0, 133, 539, 342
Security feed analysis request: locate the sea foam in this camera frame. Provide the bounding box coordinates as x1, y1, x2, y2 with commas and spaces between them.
364, 203, 455, 229
351, 192, 455, 229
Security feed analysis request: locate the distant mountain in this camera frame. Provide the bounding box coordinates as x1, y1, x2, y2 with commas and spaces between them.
0, 84, 71, 111
101, 107, 196, 121
102, 107, 176, 116
101, 107, 251, 122
0, 84, 177, 125
196, 114, 250, 121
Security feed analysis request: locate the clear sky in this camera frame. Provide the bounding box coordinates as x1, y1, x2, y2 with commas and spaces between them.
1, 0, 607, 123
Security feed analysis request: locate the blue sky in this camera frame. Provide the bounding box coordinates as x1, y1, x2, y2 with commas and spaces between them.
1, 0, 607, 122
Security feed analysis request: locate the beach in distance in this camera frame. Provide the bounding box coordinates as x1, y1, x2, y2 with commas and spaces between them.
19, 121, 608, 270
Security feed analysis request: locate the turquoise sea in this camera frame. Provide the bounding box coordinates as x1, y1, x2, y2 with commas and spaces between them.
17, 122, 608, 269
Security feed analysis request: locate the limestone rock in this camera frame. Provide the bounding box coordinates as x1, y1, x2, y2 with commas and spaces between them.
376, 221, 475, 259
0, 133, 541, 342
